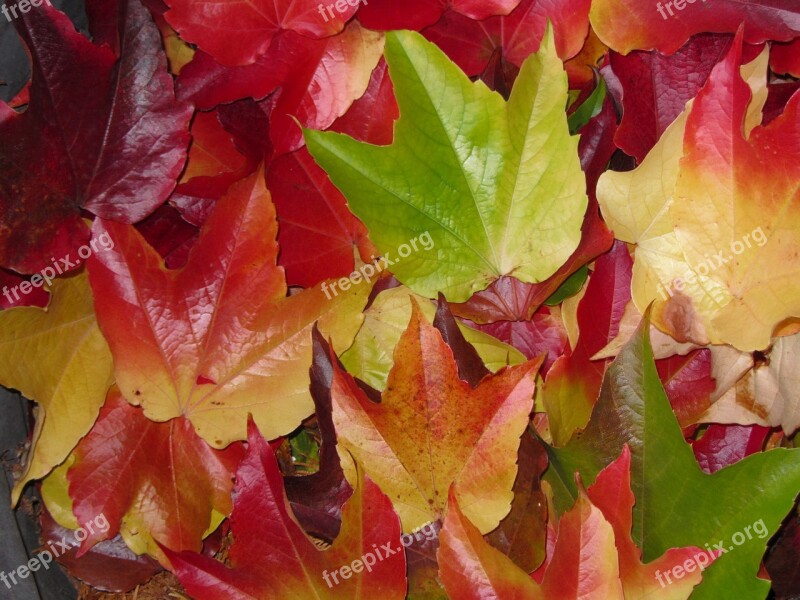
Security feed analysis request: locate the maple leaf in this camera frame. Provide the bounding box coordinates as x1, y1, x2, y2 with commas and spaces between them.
339, 285, 526, 390
331, 298, 541, 534
164, 0, 360, 67
0, 0, 191, 274
0, 271, 113, 505
589, 0, 800, 55
423, 0, 592, 76
65, 388, 245, 558
305, 27, 588, 302
545, 310, 800, 599
165, 420, 407, 599
598, 38, 800, 352
87, 167, 369, 448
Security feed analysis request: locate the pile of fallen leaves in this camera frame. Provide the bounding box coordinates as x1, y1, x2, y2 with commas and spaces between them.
1, 0, 800, 597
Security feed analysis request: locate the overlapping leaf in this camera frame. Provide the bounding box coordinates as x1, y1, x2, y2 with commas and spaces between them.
331, 299, 541, 533
0, 272, 113, 505
67, 389, 245, 558
164, 0, 359, 66
598, 40, 800, 351
87, 167, 369, 448
545, 312, 800, 599
0, 0, 191, 274
165, 421, 407, 599
177, 23, 384, 156
542, 241, 632, 445
339, 285, 526, 390
306, 27, 587, 302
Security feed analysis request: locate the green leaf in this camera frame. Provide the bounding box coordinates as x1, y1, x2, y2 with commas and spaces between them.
567, 72, 606, 135
544, 310, 800, 599
305, 26, 587, 302
543, 264, 588, 306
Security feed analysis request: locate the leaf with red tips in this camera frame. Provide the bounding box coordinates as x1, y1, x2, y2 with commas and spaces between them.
0, 0, 191, 274
165, 421, 407, 599
586, 446, 710, 598
87, 167, 370, 449
438, 480, 623, 599
598, 34, 800, 352
330, 299, 542, 534
67, 388, 245, 558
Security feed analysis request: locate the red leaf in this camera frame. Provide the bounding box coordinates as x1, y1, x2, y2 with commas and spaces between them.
39, 508, 162, 593
474, 307, 568, 374
656, 349, 715, 429
423, 0, 591, 77
177, 23, 383, 155
609, 34, 736, 162
67, 389, 245, 557
691, 424, 771, 474
0, 0, 191, 274
328, 58, 398, 146
165, 420, 407, 599
590, 0, 800, 55
268, 148, 377, 287
542, 241, 632, 445
771, 38, 800, 77
164, 0, 359, 66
